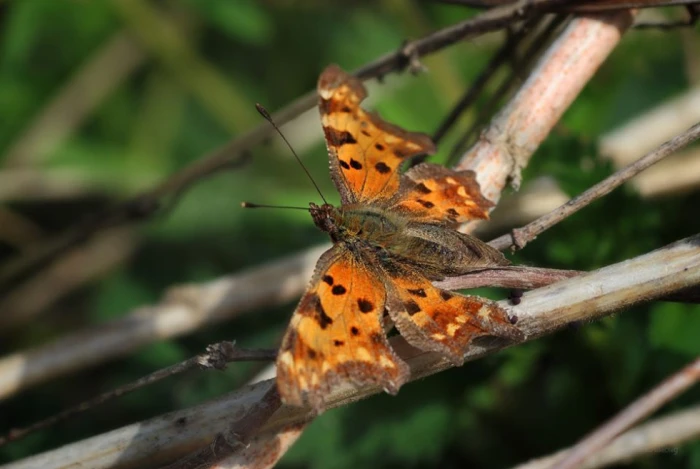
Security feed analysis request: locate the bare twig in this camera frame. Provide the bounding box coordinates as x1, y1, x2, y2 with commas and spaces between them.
489, 121, 700, 251
6, 233, 699, 469
551, 356, 700, 469
0, 344, 276, 447
512, 404, 700, 469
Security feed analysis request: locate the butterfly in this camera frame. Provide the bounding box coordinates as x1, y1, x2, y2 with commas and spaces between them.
275, 65, 523, 413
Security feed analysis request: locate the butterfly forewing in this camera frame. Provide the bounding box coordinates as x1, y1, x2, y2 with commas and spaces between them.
318, 65, 436, 205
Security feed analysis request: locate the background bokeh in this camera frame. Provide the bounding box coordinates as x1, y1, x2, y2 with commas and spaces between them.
0, 1, 699, 467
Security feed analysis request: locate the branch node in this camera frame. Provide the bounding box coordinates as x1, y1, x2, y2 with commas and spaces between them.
510, 228, 530, 251
399, 41, 427, 76
198, 341, 235, 370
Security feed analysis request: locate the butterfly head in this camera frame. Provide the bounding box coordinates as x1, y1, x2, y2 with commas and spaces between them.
309, 202, 344, 241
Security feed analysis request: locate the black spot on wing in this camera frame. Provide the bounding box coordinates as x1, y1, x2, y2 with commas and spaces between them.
332, 285, 347, 295
374, 143, 385, 151
334, 340, 345, 347
357, 298, 374, 313
339, 160, 350, 170
418, 199, 435, 209
375, 162, 390, 174
307, 293, 333, 329
439, 290, 453, 301
324, 127, 358, 146
415, 183, 432, 194
322, 275, 334, 285
350, 159, 363, 170
350, 326, 360, 336
407, 288, 427, 298
405, 299, 421, 316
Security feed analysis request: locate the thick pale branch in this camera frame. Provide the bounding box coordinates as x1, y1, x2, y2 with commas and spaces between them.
6, 234, 699, 469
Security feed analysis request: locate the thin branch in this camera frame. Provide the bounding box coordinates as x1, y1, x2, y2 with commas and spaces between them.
7, 233, 700, 469
0, 344, 276, 447
512, 404, 700, 469
489, 120, 700, 251
551, 356, 700, 469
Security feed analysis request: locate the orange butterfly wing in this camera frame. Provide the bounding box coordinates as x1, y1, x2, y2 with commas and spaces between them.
382, 259, 523, 365
276, 247, 409, 413
318, 65, 436, 204
392, 162, 494, 225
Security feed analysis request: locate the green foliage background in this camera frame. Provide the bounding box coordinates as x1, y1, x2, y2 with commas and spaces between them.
0, 1, 699, 467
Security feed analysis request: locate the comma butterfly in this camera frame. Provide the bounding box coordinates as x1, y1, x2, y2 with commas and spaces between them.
275, 65, 523, 413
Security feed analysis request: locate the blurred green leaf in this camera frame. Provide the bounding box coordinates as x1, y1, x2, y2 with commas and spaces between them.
648, 303, 700, 356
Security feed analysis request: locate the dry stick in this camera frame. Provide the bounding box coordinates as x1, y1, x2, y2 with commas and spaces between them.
0, 344, 276, 447
0, 0, 564, 300
6, 233, 700, 469
551, 356, 700, 469
489, 121, 700, 251
512, 404, 700, 469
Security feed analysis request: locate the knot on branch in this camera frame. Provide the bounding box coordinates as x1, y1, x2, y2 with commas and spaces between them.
198, 341, 236, 370
398, 41, 426, 75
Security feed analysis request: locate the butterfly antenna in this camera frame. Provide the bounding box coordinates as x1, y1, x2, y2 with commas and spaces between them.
241, 202, 310, 211
256, 103, 328, 205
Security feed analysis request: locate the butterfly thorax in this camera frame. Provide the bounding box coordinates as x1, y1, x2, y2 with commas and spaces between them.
309, 201, 509, 279
310, 202, 403, 247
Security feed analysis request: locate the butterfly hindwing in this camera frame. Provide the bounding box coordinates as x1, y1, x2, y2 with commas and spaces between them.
318, 65, 436, 205
392, 163, 493, 226
382, 259, 523, 365
276, 246, 410, 413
